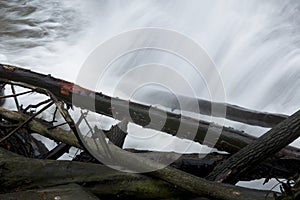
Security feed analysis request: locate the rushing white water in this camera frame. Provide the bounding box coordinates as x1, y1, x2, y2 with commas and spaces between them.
2, 0, 300, 140
2, 0, 300, 112
1, 0, 300, 190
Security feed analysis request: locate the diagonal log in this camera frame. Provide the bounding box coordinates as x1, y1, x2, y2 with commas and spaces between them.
0, 64, 299, 158
206, 109, 300, 184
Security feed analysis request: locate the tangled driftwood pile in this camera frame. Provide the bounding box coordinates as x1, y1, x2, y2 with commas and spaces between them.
0, 64, 299, 200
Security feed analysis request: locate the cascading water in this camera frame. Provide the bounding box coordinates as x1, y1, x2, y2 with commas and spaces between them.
1, 0, 299, 190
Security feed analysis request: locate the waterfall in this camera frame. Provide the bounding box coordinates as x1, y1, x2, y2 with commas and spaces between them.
1, 0, 299, 190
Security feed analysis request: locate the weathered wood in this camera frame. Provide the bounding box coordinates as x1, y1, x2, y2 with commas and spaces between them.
78, 150, 300, 181
41, 143, 72, 159
140, 150, 300, 181
0, 64, 299, 158
0, 101, 53, 143
0, 83, 4, 106
0, 107, 81, 148
0, 148, 275, 200
207, 109, 300, 184
146, 90, 287, 128
0, 106, 299, 181
0, 148, 192, 199
0, 184, 100, 200
150, 166, 274, 200
0, 114, 283, 200
103, 119, 128, 148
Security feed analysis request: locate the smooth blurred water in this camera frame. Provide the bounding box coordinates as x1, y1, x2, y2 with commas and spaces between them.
1, 0, 299, 111
0, 0, 299, 189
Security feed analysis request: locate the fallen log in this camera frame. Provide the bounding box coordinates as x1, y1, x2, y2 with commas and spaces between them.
0, 64, 299, 158
149, 166, 274, 200
0, 106, 298, 182
140, 150, 300, 182
0, 148, 194, 199
141, 89, 287, 128
78, 149, 300, 182
206, 109, 300, 184
0, 94, 300, 180
0, 148, 275, 200
0, 184, 100, 200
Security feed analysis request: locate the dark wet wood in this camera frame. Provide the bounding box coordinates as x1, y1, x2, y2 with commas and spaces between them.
1, 106, 298, 183
0, 83, 5, 106
0, 184, 100, 200
148, 90, 287, 128
0, 64, 299, 158
0, 148, 275, 200
206, 109, 300, 184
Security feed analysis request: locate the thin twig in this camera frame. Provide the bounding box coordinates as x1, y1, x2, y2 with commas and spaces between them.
47, 122, 68, 130
22, 99, 52, 113
10, 85, 20, 111
0, 101, 54, 143
44, 90, 84, 158
0, 89, 34, 100
45, 91, 74, 128
51, 106, 58, 123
